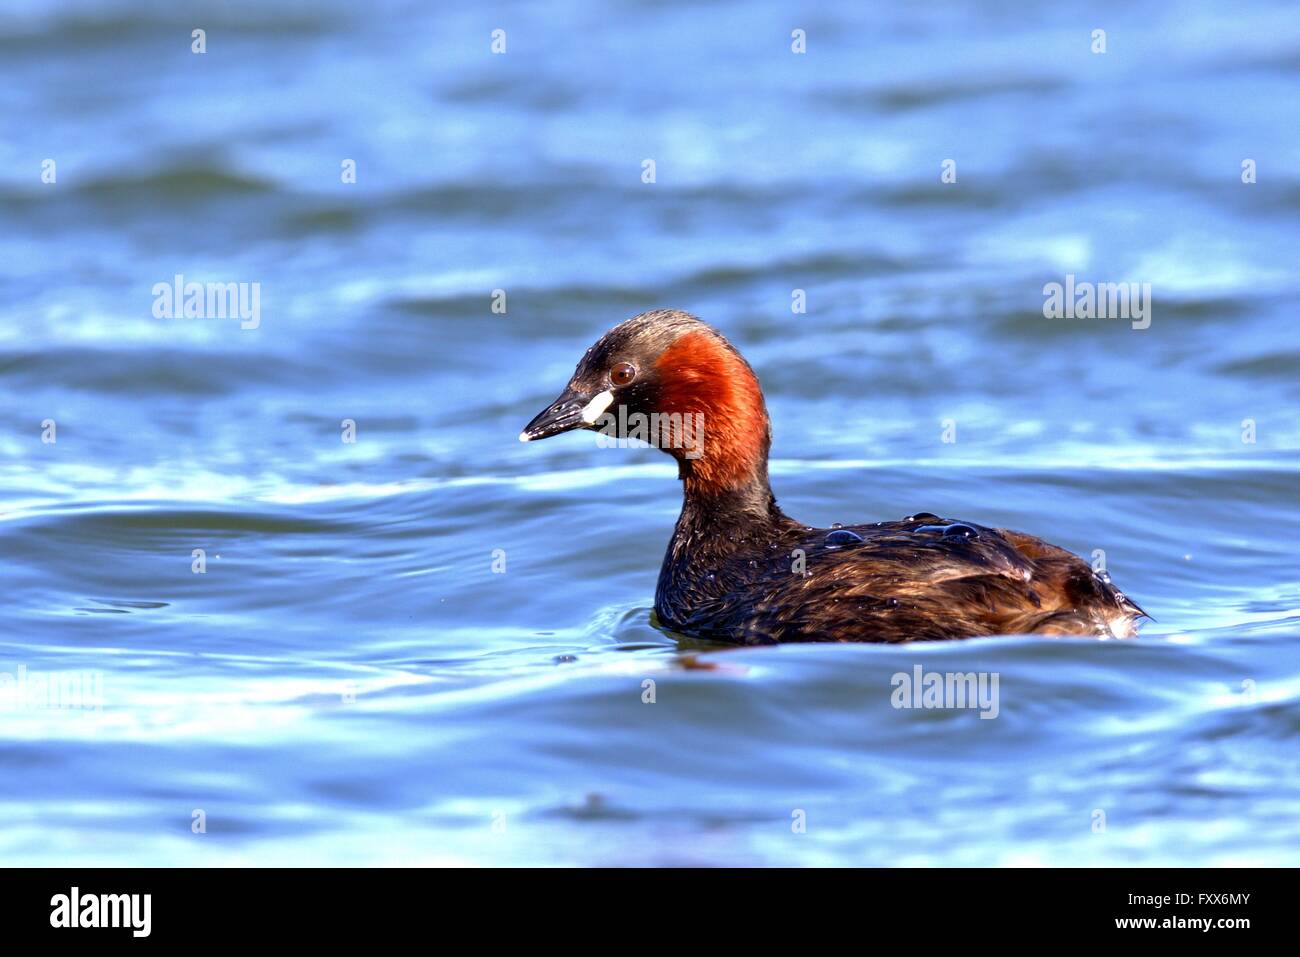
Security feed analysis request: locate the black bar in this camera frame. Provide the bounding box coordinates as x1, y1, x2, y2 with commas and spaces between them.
0, 868, 1280, 942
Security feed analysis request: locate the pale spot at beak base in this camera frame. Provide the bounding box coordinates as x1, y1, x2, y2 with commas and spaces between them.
580, 390, 615, 424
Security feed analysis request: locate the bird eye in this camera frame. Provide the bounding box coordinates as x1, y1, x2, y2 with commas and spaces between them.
610, 362, 637, 386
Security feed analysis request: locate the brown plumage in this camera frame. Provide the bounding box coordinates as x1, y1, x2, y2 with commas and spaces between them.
520, 310, 1147, 644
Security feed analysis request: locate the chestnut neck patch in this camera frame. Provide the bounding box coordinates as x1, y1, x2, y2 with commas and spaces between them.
654, 329, 771, 500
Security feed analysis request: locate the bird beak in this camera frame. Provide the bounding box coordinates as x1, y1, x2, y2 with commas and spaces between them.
519, 387, 615, 442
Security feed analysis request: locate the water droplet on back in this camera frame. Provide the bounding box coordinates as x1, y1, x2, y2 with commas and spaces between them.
824, 528, 865, 548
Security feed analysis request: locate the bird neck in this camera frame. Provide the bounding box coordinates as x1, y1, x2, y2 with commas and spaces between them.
653, 328, 777, 513
675, 451, 791, 545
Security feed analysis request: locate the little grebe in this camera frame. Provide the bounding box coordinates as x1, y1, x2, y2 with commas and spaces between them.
520, 309, 1146, 644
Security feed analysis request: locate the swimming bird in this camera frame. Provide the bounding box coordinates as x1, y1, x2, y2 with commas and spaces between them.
520, 309, 1146, 644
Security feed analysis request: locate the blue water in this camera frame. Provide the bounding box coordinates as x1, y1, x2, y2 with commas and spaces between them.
2, 0, 1298, 865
